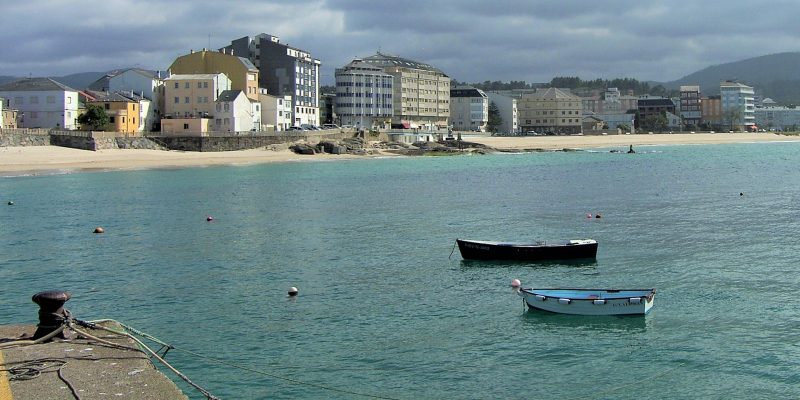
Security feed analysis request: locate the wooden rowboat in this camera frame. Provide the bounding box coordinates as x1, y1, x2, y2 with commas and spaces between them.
456, 239, 597, 261
518, 287, 656, 315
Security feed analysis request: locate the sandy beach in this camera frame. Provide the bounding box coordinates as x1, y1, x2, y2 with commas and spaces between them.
1, 132, 798, 175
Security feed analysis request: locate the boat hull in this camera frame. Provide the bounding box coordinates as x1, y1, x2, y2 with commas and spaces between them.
519, 288, 655, 315
457, 239, 597, 261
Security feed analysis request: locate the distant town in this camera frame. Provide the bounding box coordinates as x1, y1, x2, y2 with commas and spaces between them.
0, 32, 793, 140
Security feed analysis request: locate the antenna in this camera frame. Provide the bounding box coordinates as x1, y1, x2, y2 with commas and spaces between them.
208, 33, 211, 50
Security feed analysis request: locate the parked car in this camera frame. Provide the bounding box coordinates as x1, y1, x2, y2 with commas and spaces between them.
288, 126, 305, 131
322, 124, 339, 129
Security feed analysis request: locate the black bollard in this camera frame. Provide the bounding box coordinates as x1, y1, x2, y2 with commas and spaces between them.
31, 290, 74, 340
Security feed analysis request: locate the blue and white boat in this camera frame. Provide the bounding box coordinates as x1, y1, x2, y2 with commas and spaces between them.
518, 287, 656, 315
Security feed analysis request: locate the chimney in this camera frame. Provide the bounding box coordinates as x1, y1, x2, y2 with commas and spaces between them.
190, 49, 194, 54
230, 49, 234, 56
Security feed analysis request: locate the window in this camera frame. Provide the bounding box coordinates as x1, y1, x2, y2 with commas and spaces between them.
198, 82, 202, 89
185, 82, 190, 89
174, 82, 179, 89
185, 97, 190, 103
174, 97, 179, 103
109, 116, 115, 123
122, 117, 125, 123
105, 104, 110, 110
183, 123, 189, 129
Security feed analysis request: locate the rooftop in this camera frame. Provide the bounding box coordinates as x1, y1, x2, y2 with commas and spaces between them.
361, 52, 446, 76
0, 78, 77, 92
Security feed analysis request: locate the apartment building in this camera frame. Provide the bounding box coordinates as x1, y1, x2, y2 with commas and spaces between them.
720, 80, 755, 131
518, 87, 582, 134
335, 58, 394, 129
161, 73, 231, 133
485, 92, 518, 134
88, 68, 166, 131
0, 78, 79, 129
680, 85, 702, 129
259, 90, 292, 132
360, 52, 450, 130
223, 34, 320, 127
449, 87, 488, 132
84, 91, 142, 133
214, 90, 259, 132
169, 50, 259, 101
701, 95, 722, 129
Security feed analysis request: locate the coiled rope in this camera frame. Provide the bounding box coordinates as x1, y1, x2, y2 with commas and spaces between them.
1, 358, 81, 400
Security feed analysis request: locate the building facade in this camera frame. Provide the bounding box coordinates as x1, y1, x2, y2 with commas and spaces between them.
755, 107, 800, 131
169, 50, 259, 101
485, 92, 518, 134
0, 78, 79, 129
518, 87, 582, 134
259, 90, 292, 132
636, 96, 677, 129
161, 73, 231, 133
361, 52, 450, 130
449, 87, 488, 132
582, 87, 638, 114
223, 34, 320, 127
720, 80, 755, 131
85, 92, 141, 133
701, 95, 722, 128
214, 90, 259, 132
679, 85, 701, 129
335, 59, 394, 129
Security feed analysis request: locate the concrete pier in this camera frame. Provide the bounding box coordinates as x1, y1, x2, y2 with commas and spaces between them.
0, 322, 188, 399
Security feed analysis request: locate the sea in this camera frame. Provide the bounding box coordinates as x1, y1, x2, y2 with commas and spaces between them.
1, 141, 799, 399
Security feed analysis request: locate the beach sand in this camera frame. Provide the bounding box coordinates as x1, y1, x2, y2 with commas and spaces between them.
1, 132, 798, 175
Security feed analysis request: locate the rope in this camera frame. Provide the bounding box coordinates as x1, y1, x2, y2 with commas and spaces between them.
449, 239, 457, 259
1, 358, 81, 400
88, 319, 404, 400
69, 320, 219, 400
0, 324, 67, 349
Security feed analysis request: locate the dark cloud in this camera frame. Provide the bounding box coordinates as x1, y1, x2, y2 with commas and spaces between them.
2, 0, 800, 87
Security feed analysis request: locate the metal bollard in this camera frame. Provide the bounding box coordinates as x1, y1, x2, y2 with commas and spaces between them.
31, 290, 74, 340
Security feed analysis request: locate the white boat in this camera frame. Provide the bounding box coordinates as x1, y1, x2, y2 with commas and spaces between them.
518, 287, 656, 315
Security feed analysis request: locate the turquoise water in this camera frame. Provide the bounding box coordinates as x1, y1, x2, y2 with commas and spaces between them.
2, 143, 800, 399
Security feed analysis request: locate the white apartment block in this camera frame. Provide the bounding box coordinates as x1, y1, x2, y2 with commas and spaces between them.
720, 80, 755, 130
486, 92, 518, 134
335, 59, 394, 129
449, 87, 488, 132
0, 78, 79, 129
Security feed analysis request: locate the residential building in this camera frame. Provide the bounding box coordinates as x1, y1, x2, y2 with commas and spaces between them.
0, 98, 3, 128
169, 50, 259, 101
720, 80, 755, 131
636, 96, 676, 129
449, 86, 488, 132
582, 87, 638, 114
84, 91, 142, 133
214, 90, 259, 132
259, 90, 292, 132
0, 78, 79, 129
755, 106, 800, 131
592, 112, 635, 131
223, 34, 320, 126
485, 92, 518, 134
88, 68, 166, 131
161, 73, 231, 133
701, 95, 722, 128
361, 52, 450, 130
518, 87, 582, 134
334, 58, 394, 129
680, 85, 702, 129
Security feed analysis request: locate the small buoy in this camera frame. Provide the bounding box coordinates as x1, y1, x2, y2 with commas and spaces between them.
740, 192, 744, 196
93, 227, 105, 234
586, 213, 592, 218
288, 287, 298, 297
7, 201, 13, 205
511, 279, 521, 288
595, 214, 602, 219
206, 216, 214, 222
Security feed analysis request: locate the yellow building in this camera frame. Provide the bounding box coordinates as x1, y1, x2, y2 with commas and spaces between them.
85, 92, 140, 133
169, 49, 259, 101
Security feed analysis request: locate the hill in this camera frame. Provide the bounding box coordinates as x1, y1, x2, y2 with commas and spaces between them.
0, 71, 105, 90
665, 52, 800, 103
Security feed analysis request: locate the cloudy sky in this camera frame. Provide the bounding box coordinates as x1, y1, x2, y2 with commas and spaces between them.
2, 0, 799, 84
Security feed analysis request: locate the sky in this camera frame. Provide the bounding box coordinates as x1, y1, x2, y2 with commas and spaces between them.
3, 0, 800, 85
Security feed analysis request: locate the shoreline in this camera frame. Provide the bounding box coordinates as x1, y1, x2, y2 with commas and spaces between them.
2, 132, 799, 176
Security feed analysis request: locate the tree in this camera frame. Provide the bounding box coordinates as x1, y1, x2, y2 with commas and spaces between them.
723, 108, 743, 131
486, 101, 503, 134
78, 104, 110, 131
640, 113, 668, 132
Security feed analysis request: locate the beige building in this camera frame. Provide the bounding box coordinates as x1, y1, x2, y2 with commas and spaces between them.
518, 87, 583, 134
169, 50, 259, 102
161, 73, 231, 133
361, 52, 450, 130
